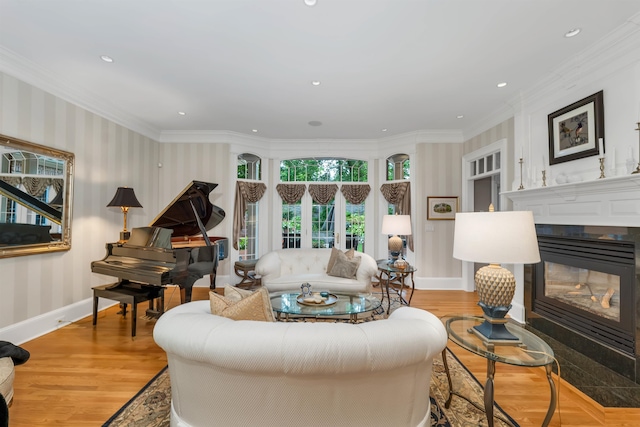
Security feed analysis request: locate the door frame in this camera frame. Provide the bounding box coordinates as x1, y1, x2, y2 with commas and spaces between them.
460, 138, 507, 291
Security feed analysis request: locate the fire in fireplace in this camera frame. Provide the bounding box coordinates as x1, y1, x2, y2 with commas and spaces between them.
544, 261, 620, 322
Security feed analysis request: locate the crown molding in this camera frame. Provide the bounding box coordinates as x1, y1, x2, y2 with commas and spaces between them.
507, 11, 640, 114
159, 128, 464, 159
463, 102, 515, 141
0, 47, 162, 141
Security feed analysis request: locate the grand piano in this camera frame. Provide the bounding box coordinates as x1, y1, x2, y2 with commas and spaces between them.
91, 181, 228, 304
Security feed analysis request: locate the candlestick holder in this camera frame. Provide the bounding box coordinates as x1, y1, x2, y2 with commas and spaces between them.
633, 122, 640, 174
518, 158, 524, 190
599, 157, 605, 179
542, 170, 547, 187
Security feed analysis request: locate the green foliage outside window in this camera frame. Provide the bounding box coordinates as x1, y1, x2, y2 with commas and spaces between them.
280, 159, 368, 182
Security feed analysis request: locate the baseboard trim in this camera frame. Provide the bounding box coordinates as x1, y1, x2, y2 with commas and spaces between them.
0, 298, 115, 346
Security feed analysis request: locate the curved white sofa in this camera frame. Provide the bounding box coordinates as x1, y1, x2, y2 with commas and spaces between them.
255, 248, 378, 294
154, 301, 448, 427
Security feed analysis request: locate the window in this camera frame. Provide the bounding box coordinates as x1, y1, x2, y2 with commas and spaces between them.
280, 158, 369, 250
280, 158, 367, 183
386, 153, 409, 181
237, 153, 262, 260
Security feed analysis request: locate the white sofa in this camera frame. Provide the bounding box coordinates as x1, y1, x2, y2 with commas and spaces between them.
154, 301, 448, 427
255, 248, 378, 294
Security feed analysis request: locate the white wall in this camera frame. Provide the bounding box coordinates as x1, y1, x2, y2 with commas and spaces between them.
515, 31, 640, 189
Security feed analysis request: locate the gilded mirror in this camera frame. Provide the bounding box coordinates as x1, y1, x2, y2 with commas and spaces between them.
0, 134, 74, 258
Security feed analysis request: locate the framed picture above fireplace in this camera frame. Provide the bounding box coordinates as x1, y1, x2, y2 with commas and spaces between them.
548, 90, 604, 165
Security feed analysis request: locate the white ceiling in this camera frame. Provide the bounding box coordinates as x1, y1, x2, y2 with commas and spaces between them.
1, 0, 640, 141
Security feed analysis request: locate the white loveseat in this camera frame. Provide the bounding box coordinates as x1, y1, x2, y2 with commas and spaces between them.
255, 248, 378, 294
153, 301, 448, 427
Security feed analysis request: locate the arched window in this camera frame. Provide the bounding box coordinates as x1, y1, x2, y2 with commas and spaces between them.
383, 153, 412, 256
235, 153, 264, 260
386, 153, 410, 181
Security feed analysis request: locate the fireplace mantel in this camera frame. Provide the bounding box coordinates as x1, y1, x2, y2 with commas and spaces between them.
503, 175, 640, 227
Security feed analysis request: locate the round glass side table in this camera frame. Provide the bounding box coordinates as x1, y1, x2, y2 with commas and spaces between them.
442, 314, 557, 427
376, 260, 416, 313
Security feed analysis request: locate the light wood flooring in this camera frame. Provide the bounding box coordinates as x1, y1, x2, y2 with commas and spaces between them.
7, 286, 640, 426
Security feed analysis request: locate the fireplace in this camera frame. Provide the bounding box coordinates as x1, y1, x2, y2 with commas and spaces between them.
524, 224, 640, 383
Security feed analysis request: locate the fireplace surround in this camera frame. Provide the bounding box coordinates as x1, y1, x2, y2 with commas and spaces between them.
524, 224, 639, 383
505, 175, 640, 405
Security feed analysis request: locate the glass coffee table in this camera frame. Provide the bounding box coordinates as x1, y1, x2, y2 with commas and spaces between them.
270, 292, 381, 323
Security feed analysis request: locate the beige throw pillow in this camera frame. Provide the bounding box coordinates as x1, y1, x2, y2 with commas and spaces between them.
326, 247, 355, 274
328, 250, 361, 279
209, 287, 275, 322
224, 286, 254, 303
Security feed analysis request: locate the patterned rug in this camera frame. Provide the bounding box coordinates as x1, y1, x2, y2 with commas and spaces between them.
104, 294, 518, 426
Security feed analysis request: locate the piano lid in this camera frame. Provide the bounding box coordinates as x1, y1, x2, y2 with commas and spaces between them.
149, 181, 225, 237
0, 179, 62, 224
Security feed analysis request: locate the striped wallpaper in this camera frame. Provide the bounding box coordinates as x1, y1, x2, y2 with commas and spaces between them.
0, 72, 160, 330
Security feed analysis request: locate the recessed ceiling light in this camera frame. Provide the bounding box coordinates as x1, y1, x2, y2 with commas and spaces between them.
457, 115, 464, 119
308, 121, 322, 126
381, 128, 388, 132
100, 55, 114, 63
304, 0, 317, 6
564, 28, 581, 38
252, 129, 258, 133
497, 82, 507, 88
311, 81, 321, 86
177, 111, 186, 116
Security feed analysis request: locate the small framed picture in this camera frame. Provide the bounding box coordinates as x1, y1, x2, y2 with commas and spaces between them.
427, 196, 458, 220
548, 91, 604, 165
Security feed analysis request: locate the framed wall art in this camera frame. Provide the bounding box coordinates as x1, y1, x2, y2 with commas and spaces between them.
548, 90, 604, 165
427, 196, 458, 220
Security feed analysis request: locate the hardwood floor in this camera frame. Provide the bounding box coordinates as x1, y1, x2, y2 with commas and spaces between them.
7, 286, 640, 426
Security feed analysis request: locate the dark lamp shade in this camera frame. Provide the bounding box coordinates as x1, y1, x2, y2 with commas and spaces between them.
107, 187, 143, 208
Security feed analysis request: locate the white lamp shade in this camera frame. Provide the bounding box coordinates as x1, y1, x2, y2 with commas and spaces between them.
453, 211, 540, 264
381, 214, 412, 235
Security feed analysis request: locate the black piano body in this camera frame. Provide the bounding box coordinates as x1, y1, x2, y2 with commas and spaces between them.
91, 181, 228, 304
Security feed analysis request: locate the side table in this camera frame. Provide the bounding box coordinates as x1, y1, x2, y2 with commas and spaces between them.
376, 260, 416, 313
234, 259, 261, 288
442, 314, 557, 427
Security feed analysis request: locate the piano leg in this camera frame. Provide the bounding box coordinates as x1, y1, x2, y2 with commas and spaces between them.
209, 272, 216, 290
180, 286, 193, 304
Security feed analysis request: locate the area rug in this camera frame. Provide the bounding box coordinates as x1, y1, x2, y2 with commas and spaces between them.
103, 348, 518, 427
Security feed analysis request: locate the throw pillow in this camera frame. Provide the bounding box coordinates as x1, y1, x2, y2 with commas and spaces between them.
209, 287, 275, 322
326, 247, 355, 274
224, 285, 254, 303
328, 250, 361, 279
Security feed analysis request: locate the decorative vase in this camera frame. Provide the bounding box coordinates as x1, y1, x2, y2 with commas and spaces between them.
393, 257, 408, 269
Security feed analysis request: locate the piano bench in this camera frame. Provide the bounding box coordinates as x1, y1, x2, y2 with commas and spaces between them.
234, 259, 261, 289
92, 283, 165, 338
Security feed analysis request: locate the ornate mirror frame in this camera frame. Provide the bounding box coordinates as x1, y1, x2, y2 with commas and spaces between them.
0, 134, 74, 258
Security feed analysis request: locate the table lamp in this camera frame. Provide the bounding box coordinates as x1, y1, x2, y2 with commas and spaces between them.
453, 206, 540, 343
107, 187, 143, 242
381, 214, 412, 262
